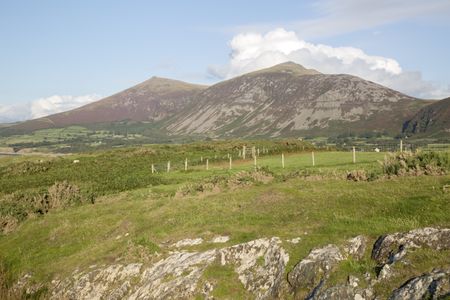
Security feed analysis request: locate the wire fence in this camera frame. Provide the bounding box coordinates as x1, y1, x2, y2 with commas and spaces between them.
336, 142, 450, 153
146, 141, 450, 174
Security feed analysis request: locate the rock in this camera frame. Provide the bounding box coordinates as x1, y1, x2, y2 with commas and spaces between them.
52, 263, 143, 300
51, 237, 288, 300
344, 235, 367, 260
348, 275, 359, 288
219, 237, 289, 299
389, 269, 450, 300
378, 264, 393, 280
129, 250, 217, 299
171, 237, 203, 248
287, 237, 301, 244
312, 285, 373, 300
372, 228, 450, 264
211, 235, 230, 243
288, 244, 344, 292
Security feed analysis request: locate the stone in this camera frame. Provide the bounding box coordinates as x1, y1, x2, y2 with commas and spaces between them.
288, 244, 344, 292
218, 237, 289, 299
348, 275, 359, 288
378, 264, 393, 280
312, 285, 373, 300
371, 228, 450, 264
51, 237, 289, 300
211, 235, 230, 243
171, 237, 203, 248
344, 235, 367, 260
287, 237, 301, 244
389, 269, 450, 300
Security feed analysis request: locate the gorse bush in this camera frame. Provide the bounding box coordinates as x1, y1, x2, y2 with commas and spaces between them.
381, 151, 450, 176
0, 181, 95, 234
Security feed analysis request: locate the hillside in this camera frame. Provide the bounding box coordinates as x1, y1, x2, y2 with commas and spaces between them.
2, 62, 431, 138
0, 144, 449, 299
167, 62, 427, 137
403, 97, 450, 136
5, 77, 207, 133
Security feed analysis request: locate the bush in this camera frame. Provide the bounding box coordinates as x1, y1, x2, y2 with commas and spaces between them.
346, 170, 368, 182
0, 181, 95, 234
381, 151, 449, 176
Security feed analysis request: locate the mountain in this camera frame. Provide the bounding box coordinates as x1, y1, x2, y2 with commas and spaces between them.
8, 77, 207, 132
403, 97, 450, 136
2, 62, 431, 137
167, 62, 427, 137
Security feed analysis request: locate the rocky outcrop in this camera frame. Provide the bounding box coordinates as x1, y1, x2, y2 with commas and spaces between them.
372, 227, 450, 264
288, 244, 344, 292
51, 237, 288, 300
389, 269, 450, 300
31, 228, 450, 299
288, 236, 368, 294
312, 284, 374, 300
344, 235, 367, 260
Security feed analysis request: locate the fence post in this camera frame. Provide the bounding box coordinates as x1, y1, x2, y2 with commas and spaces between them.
352, 147, 356, 164
229, 156, 232, 170
185, 158, 188, 171
151, 164, 155, 174
167, 161, 170, 173
312, 152, 315, 166
243, 146, 246, 160
281, 153, 285, 169
206, 159, 209, 170
254, 155, 257, 171
257, 148, 260, 156
201, 156, 203, 162
400, 140, 403, 153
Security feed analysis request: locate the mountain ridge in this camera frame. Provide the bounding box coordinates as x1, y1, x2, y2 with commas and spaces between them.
1, 62, 437, 137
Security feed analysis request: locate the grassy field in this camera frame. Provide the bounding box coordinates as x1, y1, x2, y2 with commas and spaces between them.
0, 143, 449, 298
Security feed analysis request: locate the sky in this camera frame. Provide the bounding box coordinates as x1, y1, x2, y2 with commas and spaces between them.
1, 0, 450, 122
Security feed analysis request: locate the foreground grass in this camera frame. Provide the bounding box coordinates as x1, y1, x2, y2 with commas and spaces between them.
0, 173, 448, 286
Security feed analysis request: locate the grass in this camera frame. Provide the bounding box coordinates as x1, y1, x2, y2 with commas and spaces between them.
0, 144, 449, 298
0, 174, 448, 283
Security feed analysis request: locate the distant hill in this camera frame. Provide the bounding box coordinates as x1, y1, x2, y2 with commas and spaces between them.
2, 62, 432, 138
403, 97, 450, 137
6, 77, 206, 133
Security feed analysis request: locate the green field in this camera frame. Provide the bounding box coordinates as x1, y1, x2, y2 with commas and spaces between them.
0, 142, 449, 298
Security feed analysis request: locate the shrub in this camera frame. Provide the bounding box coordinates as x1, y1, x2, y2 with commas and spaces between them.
346, 170, 368, 182
0, 181, 95, 234
381, 151, 449, 176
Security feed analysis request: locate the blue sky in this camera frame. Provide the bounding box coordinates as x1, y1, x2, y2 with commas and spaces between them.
1, 0, 450, 122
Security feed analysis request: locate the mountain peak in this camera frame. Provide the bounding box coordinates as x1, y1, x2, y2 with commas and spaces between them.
135, 76, 207, 92
249, 61, 321, 77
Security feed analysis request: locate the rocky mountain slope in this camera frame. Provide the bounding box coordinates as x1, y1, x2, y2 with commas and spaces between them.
167, 62, 426, 137
3, 62, 433, 137
403, 97, 450, 136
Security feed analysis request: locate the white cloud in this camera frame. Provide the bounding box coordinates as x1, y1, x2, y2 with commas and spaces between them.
209, 28, 450, 99
0, 94, 101, 123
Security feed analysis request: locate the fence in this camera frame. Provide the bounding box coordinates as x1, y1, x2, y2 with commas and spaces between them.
147, 141, 450, 174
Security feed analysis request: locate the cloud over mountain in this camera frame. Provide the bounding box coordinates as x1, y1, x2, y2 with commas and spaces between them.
0, 94, 101, 123
209, 28, 449, 99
